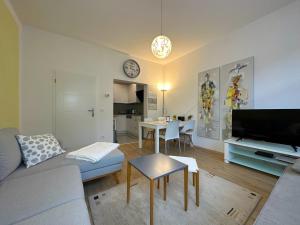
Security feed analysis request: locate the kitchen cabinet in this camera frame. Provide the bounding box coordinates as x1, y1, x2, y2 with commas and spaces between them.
126, 118, 132, 135
114, 115, 127, 133
127, 115, 142, 137
113, 83, 129, 103
115, 115, 141, 137
114, 83, 139, 103
128, 84, 139, 103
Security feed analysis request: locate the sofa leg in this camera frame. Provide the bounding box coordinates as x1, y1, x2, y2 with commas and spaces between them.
113, 172, 120, 184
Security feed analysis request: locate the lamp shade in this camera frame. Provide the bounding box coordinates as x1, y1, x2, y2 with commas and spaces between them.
158, 83, 171, 91
151, 35, 172, 59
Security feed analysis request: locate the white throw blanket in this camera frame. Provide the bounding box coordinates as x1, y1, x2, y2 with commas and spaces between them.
66, 142, 120, 163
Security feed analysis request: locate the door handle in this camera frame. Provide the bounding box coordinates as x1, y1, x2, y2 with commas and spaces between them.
88, 108, 95, 117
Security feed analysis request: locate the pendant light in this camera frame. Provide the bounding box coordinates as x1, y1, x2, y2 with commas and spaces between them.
151, 0, 172, 59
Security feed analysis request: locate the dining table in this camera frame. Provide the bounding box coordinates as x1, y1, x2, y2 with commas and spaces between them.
138, 120, 185, 153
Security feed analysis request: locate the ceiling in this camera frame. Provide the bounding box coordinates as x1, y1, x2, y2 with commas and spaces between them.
11, 0, 295, 64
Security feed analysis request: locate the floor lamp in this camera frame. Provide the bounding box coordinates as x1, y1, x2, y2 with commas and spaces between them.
159, 85, 170, 116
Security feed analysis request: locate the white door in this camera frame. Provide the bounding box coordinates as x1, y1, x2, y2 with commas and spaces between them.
54, 71, 97, 150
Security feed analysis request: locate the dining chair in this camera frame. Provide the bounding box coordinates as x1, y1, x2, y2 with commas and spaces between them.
159, 121, 181, 154
187, 115, 193, 120
157, 116, 167, 135
144, 117, 155, 140
180, 120, 195, 150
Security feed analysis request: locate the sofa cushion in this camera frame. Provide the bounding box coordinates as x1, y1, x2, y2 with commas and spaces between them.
81, 163, 123, 181
5, 153, 68, 180
0, 128, 21, 181
292, 158, 300, 173
14, 199, 91, 225
76, 148, 124, 173
0, 165, 84, 225
16, 134, 65, 168
254, 166, 300, 225
6, 149, 125, 181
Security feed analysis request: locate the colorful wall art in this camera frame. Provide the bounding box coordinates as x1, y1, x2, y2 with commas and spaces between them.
220, 57, 254, 139
197, 67, 220, 140
148, 85, 158, 110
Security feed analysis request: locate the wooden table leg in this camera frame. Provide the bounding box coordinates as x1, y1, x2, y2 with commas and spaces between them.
155, 127, 160, 153
150, 179, 154, 225
192, 173, 195, 186
157, 178, 160, 189
127, 162, 131, 204
196, 171, 200, 207
113, 171, 119, 184
163, 176, 167, 201
184, 167, 188, 211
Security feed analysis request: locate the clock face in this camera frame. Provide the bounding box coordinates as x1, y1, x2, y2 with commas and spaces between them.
123, 59, 140, 78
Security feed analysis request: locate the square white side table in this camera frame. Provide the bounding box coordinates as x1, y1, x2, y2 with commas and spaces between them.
169, 156, 200, 206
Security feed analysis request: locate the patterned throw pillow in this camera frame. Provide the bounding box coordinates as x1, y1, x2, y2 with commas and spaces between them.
16, 134, 65, 168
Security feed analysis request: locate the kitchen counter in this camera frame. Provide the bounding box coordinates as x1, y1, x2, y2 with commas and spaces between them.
114, 114, 142, 137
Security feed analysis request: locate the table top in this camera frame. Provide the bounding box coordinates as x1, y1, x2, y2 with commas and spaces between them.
169, 156, 199, 173
139, 120, 185, 128
129, 153, 187, 180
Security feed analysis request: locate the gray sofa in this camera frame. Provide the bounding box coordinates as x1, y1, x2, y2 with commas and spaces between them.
254, 166, 300, 225
0, 128, 124, 225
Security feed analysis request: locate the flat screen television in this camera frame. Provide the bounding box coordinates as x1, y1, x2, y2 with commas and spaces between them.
232, 109, 300, 149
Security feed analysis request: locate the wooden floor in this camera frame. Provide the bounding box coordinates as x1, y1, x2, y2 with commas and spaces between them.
117, 133, 138, 144
84, 140, 278, 225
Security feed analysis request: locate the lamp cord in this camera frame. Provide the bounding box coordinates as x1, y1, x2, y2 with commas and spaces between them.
161, 0, 163, 35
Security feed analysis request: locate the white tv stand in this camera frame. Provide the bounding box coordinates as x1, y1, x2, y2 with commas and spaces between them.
224, 139, 300, 176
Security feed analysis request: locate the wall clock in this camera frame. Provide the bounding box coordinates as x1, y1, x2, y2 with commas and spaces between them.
123, 59, 140, 78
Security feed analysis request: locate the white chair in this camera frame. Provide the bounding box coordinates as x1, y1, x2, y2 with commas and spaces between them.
157, 116, 167, 135
144, 117, 155, 140
159, 121, 181, 153
180, 120, 195, 150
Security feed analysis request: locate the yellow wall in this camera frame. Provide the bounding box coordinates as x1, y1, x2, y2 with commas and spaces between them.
0, 0, 19, 128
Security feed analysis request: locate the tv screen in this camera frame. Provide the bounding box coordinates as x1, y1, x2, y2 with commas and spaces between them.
232, 109, 300, 147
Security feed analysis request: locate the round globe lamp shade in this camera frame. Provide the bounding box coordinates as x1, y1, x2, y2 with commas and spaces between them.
151, 35, 172, 59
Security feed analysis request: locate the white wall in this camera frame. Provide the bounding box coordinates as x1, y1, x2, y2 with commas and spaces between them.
21, 1, 300, 149
21, 26, 163, 141
164, 1, 300, 152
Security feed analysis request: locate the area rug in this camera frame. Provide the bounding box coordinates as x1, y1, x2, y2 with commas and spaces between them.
88, 169, 261, 225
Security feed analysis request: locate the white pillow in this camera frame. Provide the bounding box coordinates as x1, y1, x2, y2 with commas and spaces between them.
16, 134, 65, 168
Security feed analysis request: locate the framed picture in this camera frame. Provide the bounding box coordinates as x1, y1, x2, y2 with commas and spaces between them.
220, 57, 254, 139
148, 86, 158, 110
197, 67, 220, 140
